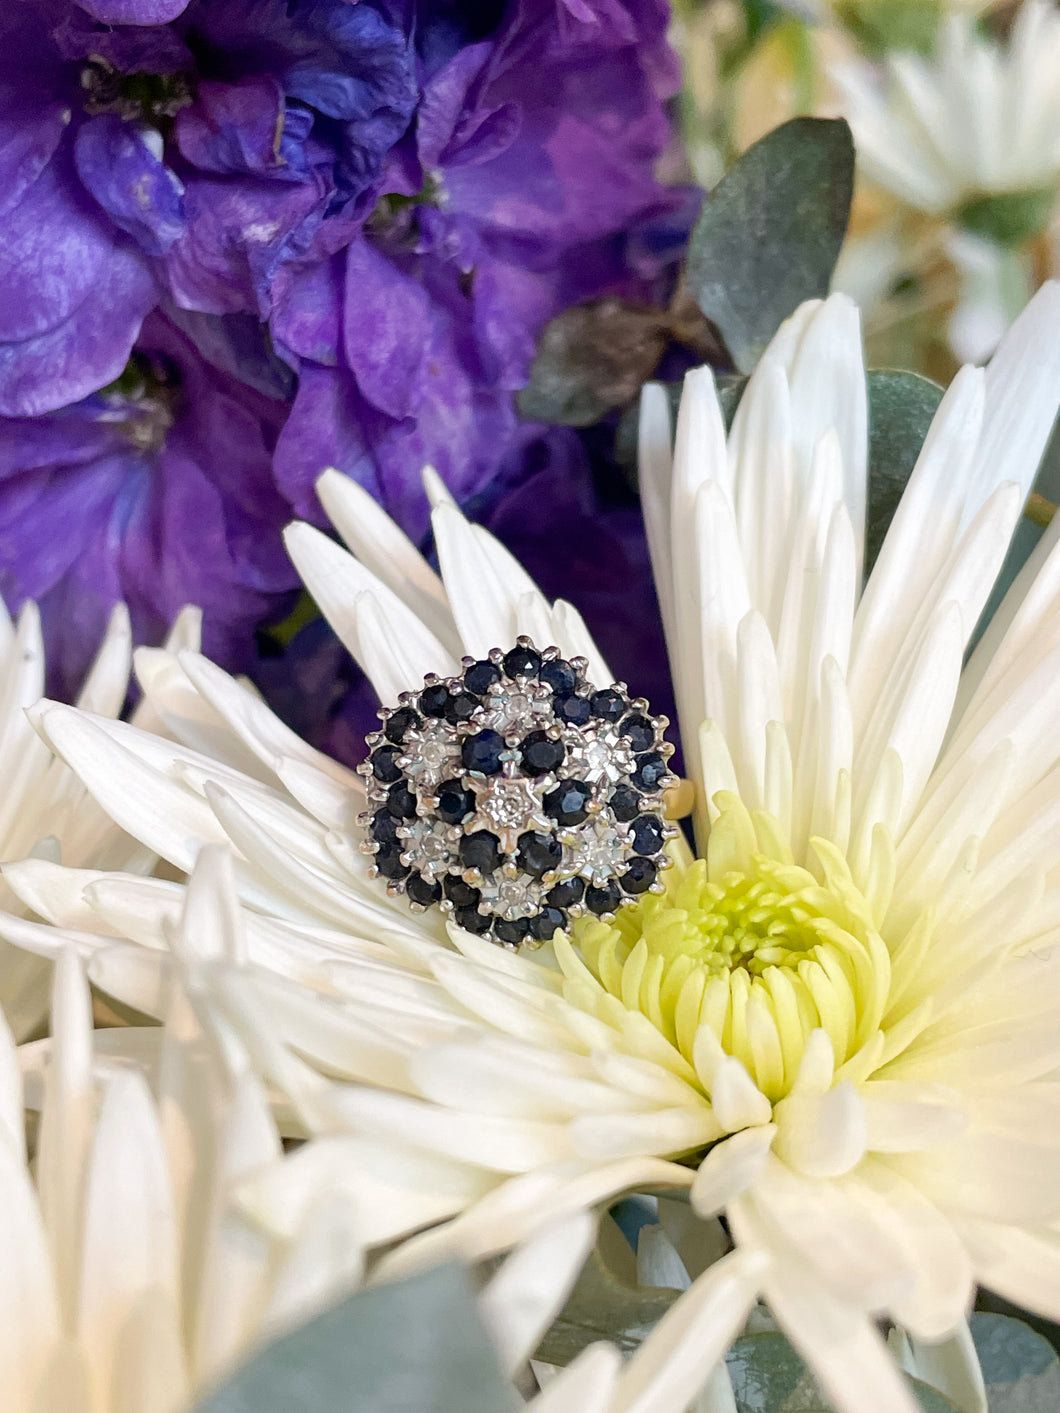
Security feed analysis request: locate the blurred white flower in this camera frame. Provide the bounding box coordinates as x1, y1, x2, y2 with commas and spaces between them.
833, 0, 1060, 233
0, 601, 200, 1038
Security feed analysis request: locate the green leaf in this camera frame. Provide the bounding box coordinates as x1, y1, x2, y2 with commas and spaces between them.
866, 369, 944, 574
518, 298, 671, 427
834, 0, 940, 57
534, 1215, 681, 1365
192, 1264, 517, 1413
684, 117, 854, 374
726, 1332, 962, 1412
970, 1312, 1060, 1412
955, 188, 1056, 248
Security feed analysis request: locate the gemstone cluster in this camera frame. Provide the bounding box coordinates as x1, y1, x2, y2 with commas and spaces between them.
358, 638, 678, 946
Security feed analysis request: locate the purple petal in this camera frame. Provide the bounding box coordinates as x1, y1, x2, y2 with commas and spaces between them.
163, 172, 327, 316
74, 0, 191, 21
272, 362, 379, 521
174, 76, 290, 177
0, 242, 155, 416
270, 251, 344, 366
416, 42, 492, 169
74, 114, 186, 258
0, 92, 70, 219
0, 148, 116, 342
342, 239, 431, 420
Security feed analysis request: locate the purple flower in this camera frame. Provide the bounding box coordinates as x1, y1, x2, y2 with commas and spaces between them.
0, 312, 298, 698
0, 0, 690, 702
0, 0, 416, 416
269, 0, 690, 537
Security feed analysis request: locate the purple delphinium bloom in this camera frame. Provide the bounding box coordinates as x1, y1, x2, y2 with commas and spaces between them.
270, 0, 690, 537
0, 312, 298, 699
1, 0, 691, 700
0, 0, 416, 416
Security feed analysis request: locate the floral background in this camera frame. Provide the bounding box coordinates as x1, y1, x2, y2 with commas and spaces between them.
4, 1, 1060, 1410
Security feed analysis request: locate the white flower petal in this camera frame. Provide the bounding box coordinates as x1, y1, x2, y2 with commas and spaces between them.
480, 1210, 596, 1375
610, 1248, 765, 1413
690, 1126, 776, 1217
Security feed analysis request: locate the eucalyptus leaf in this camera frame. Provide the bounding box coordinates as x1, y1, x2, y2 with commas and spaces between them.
534, 1215, 680, 1365
518, 298, 671, 426
866, 368, 944, 573
725, 1332, 961, 1412
192, 1264, 516, 1413
685, 117, 854, 373
971, 1312, 1060, 1412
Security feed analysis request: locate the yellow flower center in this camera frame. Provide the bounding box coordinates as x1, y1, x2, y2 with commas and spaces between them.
559, 792, 893, 1103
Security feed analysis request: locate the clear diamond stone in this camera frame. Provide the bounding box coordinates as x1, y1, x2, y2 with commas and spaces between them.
478, 873, 542, 920
467, 769, 552, 854
563, 817, 629, 886
479, 681, 553, 735
399, 816, 457, 878
564, 725, 636, 786
400, 720, 461, 788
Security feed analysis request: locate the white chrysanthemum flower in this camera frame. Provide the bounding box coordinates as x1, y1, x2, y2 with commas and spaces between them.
8, 845, 698, 1413
8, 284, 1060, 1411
0, 600, 200, 1038
832, 0, 1060, 230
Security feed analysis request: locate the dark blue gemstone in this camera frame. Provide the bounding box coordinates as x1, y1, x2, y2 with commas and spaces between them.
539, 658, 576, 695
630, 815, 665, 855
444, 691, 479, 725
608, 786, 641, 822
590, 689, 626, 723
455, 905, 491, 934
464, 660, 501, 695
544, 779, 592, 826
406, 872, 443, 906
444, 876, 480, 909
621, 858, 657, 894
370, 745, 403, 783
374, 841, 410, 880
503, 645, 541, 678
461, 729, 505, 775
632, 753, 667, 792
586, 880, 622, 916
419, 684, 450, 718
517, 831, 562, 878
384, 706, 421, 745
529, 906, 566, 941
520, 731, 565, 776
460, 830, 502, 874
370, 809, 401, 843
620, 714, 655, 753
386, 783, 418, 819
494, 917, 530, 946
554, 694, 591, 727
435, 779, 474, 823
547, 877, 584, 909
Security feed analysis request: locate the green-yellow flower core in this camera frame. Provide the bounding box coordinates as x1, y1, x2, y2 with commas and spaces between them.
563, 793, 893, 1103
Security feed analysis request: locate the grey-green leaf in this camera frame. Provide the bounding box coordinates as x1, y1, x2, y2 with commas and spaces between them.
971, 1312, 1060, 1412
726, 1332, 962, 1412
866, 368, 945, 573
192, 1264, 517, 1413
685, 117, 854, 374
